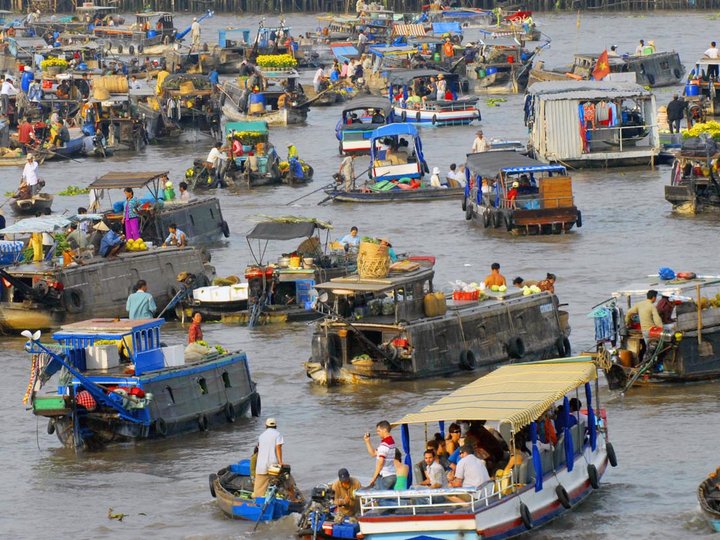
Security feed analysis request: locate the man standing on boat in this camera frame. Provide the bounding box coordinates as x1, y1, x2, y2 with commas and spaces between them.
624, 289, 663, 346
126, 280, 157, 320
253, 418, 284, 498
364, 420, 396, 490
704, 42, 720, 78
21, 153, 40, 195
471, 130, 489, 153
191, 17, 201, 48
667, 95, 687, 134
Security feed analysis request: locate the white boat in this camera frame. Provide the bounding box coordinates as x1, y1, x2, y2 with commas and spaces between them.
354, 357, 617, 539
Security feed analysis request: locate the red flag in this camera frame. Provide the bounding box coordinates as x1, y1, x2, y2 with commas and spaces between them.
592, 50, 611, 80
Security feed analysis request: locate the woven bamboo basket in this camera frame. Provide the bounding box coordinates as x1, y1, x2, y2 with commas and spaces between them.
357, 241, 390, 279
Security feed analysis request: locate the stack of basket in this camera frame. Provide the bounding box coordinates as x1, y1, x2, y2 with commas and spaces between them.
357, 241, 390, 279
92, 75, 129, 99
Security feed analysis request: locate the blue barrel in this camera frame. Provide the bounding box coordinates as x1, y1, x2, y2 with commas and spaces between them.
248, 93, 266, 106
147, 29, 158, 38
486, 67, 498, 75
685, 83, 700, 97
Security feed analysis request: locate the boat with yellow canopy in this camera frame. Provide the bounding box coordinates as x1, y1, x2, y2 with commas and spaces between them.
354, 357, 617, 540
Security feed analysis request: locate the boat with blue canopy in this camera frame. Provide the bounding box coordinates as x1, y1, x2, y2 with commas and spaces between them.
352, 357, 617, 539
24, 317, 260, 450
335, 97, 393, 155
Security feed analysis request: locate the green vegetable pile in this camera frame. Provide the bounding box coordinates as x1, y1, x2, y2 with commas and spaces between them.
58, 185, 90, 196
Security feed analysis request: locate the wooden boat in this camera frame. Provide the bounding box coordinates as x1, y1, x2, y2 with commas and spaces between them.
305, 258, 571, 385
209, 460, 304, 521
463, 151, 582, 235
325, 185, 463, 203
0, 152, 29, 167
219, 121, 282, 188
465, 36, 541, 95
592, 274, 720, 391
25, 317, 259, 450
526, 81, 660, 168
189, 218, 355, 326
9, 192, 54, 216
698, 468, 720, 532
665, 141, 720, 214
351, 358, 617, 539
335, 97, 393, 155
157, 74, 218, 143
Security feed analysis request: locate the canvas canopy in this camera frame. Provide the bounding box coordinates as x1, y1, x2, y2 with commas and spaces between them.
246, 220, 331, 241
465, 151, 566, 177
343, 96, 392, 115
0, 214, 104, 235
89, 172, 168, 189
392, 24, 426, 37
393, 358, 597, 432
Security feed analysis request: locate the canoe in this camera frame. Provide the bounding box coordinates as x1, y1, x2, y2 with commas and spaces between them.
698, 468, 720, 532
9, 193, 53, 216
324, 185, 464, 203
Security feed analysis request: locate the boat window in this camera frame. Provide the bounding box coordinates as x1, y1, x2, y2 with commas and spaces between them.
222, 371, 231, 388
190, 214, 195, 226
165, 386, 175, 404
209, 208, 214, 219
197, 377, 208, 394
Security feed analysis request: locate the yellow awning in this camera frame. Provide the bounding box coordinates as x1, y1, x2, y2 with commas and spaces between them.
393, 357, 597, 432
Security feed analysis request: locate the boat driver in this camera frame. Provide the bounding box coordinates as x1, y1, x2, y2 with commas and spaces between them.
331, 468, 362, 519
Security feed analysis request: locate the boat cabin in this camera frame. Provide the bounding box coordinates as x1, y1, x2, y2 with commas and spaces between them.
665, 140, 720, 214
569, 51, 683, 88
218, 28, 251, 49
222, 121, 281, 185
88, 170, 227, 245
464, 150, 581, 234
369, 123, 428, 181
335, 96, 393, 155
526, 81, 659, 168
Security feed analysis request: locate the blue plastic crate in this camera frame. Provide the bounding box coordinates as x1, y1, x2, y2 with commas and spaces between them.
0, 240, 24, 266
332, 522, 360, 538
230, 459, 251, 476
295, 279, 315, 294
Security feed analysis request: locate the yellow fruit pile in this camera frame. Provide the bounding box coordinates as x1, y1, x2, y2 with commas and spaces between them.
490, 284, 508, 292
126, 238, 148, 252
700, 294, 720, 309
683, 121, 720, 140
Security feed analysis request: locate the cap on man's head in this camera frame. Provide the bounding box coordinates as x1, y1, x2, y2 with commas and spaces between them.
265, 417, 277, 428
26, 153, 34, 160
476, 130, 483, 135
338, 468, 350, 481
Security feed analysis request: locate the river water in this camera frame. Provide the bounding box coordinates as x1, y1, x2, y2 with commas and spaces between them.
1, 11, 719, 539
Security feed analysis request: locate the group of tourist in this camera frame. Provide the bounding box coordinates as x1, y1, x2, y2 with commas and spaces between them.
313, 56, 370, 92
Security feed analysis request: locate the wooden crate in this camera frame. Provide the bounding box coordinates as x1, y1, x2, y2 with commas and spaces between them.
540, 177, 573, 208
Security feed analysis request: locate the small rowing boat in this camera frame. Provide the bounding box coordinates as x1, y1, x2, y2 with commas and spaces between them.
698, 468, 720, 532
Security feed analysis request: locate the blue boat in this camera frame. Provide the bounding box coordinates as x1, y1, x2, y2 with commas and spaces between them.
335, 97, 393, 155
210, 459, 305, 521
25, 318, 260, 451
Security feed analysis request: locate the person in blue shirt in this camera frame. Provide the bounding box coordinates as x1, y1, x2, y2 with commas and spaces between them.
126, 279, 157, 319
99, 224, 125, 258
162, 223, 187, 247
380, 238, 397, 262
20, 67, 34, 94
209, 69, 220, 87
339, 226, 360, 250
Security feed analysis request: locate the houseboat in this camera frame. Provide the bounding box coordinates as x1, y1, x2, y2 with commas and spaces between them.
88, 170, 230, 245
462, 151, 582, 234
591, 274, 720, 391
525, 81, 660, 168
389, 69, 480, 126
529, 51, 684, 88
304, 258, 571, 385
189, 218, 355, 326
665, 137, 720, 214
465, 39, 536, 95
698, 468, 720, 533
335, 97, 393, 155
352, 357, 616, 539
24, 317, 259, 450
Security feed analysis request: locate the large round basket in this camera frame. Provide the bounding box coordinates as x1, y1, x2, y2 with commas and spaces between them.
357, 241, 390, 279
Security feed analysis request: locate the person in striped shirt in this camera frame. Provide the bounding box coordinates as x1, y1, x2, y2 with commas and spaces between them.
364, 420, 397, 490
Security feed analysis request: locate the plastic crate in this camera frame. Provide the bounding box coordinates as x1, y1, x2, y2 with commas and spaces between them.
0, 240, 24, 266
230, 459, 252, 476
333, 522, 360, 538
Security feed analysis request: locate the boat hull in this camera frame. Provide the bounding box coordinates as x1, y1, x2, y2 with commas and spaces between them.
392, 103, 480, 126
468, 204, 580, 235
326, 187, 464, 203
221, 103, 307, 126
698, 472, 720, 533
9, 193, 54, 216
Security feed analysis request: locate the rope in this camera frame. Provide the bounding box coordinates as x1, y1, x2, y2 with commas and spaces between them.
23, 354, 39, 406
453, 307, 468, 350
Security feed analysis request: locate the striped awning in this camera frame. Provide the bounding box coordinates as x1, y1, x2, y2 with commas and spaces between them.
392, 23, 426, 37
393, 358, 597, 431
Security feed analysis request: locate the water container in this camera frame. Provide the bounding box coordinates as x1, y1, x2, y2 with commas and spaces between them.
147, 29, 158, 38
486, 67, 498, 75
248, 93, 267, 106
477, 68, 486, 78
685, 82, 700, 97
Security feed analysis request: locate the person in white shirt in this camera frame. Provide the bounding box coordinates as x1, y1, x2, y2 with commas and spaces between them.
429, 167, 446, 189
471, 131, 489, 153
705, 41, 720, 78
206, 142, 227, 186
21, 153, 40, 195
1, 76, 17, 115
191, 17, 201, 47
419, 449, 446, 488
357, 30, 368, 54
450, 444, 490, 488
364, 420, 397, 490
313, 66, 326, 92
608, 45, 619, 57
447, 163, 466, 187
634, 40, 645, 56
128, 75, 142, 90
252, 418, 284, 497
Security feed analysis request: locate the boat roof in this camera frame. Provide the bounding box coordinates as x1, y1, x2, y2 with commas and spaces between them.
0, 214, 103, 234
54, 318, 164, 339
393, 358, 597, 431
316, 263, 433, 294
388, 68, 455, 85
466, 150, 566, 177
431, 22, 463, 35
89, 171, 168, 189
76, 5, 116, 10
370, 123, 419, 140
246, 219, 332, 241
224, 121, 269, 135
527, 80, 653, 100
369, 45, 417, 58
611, 276, 720, 298
342, 96, 392, 113
135, 11, 171, 17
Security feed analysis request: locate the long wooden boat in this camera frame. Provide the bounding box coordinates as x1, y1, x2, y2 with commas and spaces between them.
665, 145, 720, 215
698, 468, 720, 532
305, 258, 571, 385
25, 317, 259, 450
9, 193, 54, 216
351, 358, 617, 539
592, 275, 720, 391
463, 151, 582, 234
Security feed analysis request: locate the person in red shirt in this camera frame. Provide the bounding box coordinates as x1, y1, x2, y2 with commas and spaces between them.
17, 117, 36, 152
188, 312, 203, 344
506, 181, 519, 206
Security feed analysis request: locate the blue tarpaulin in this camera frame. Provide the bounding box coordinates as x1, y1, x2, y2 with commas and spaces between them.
432, 22, 462, 35
332, 45, 359, 62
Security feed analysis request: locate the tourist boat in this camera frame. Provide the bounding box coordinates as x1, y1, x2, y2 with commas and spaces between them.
88, 170, 230, 245
24, 317, 259, 450
526, 81, 660, 168
462, 150, 582, 234
304, 257, 571, 385
209, 459, 304, 521
335, 97, 393, 155
189, 218, 355, 326
389, 69, 481, 126
591, 274, 720, 391
698, 468, 720, 532
325, 123, 463, 203
351, 357, 617, 539
9, 192, 54, 216
529, 51, 684, 88
664, 137, 720, 214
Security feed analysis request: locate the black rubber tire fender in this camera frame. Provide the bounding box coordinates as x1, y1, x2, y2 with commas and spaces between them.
504, 213, 513, 232
431, 114, 437, 125
128, 44, 135, 55
64, 289, 85, 314
138, 43, 144, 54
47, 419, 55, 435
209, 473, 218, 498
646, 73, 656, 86
250, 393, 261, 417
198, 413, 209, 432
416, 111, 422, 122
117, 43, 123, 54
401, 110, 407, 122
673, 68, 681, 80
483, 210, 491, 228
459, 350, 476, 370
576, 210, 582, 228
606, 442, 618, 467
556, 336, 571, 357
492, 210, 502, 228
507, 337, 525, 359
562, 337, 571, 357
520, 502, 533, 530
465, 202, 473, 220
587, 464, 600, 489
556, 485, 572, 509
224, 402, 236, 423
461, 196, 467, 211
154, 417, 168, 437
221, 220, 230, 238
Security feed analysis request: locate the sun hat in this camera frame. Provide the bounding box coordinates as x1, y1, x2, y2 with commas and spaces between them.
93, 221, 110, 232
266, 417, 277, 428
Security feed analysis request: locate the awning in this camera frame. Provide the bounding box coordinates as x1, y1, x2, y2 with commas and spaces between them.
527, 80, 653, 99
342, 96, 392, 115
392, 24, 426, 37
0, 214, 104, 235
89, 172, 168, 189
370, 123, 418, 140
224, 121, 269, 136
331, 44, 359, 61
393, 358, 597, 431
388, 68, 455, 85
465, 151, 566, 177
431, 22, 462, 35
246, 220, 331, 241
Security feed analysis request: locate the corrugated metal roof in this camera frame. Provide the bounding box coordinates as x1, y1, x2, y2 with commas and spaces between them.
392, 24, 426, 37
89, 172, 168, 189
527, 80, 652, 99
